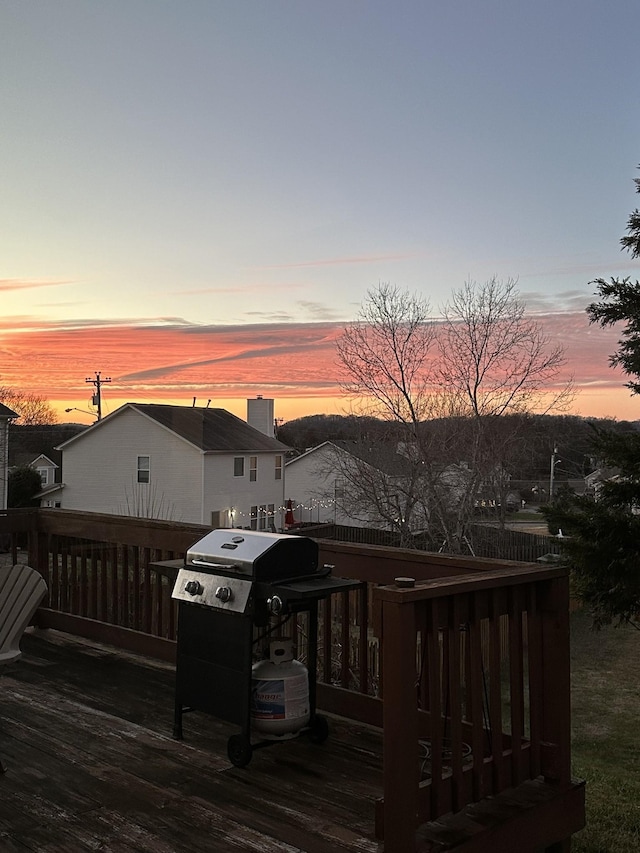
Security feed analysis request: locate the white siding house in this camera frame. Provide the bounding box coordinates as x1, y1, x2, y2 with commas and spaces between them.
284, 441, 405, 528
57, 403, 289, 528
284, 442, 347, 525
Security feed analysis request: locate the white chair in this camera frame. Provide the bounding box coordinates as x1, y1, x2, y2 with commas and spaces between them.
0, 564, 48, 772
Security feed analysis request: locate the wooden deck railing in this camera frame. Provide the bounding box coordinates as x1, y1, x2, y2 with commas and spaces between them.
0, 508, 580, 851
373, 567, 572, 851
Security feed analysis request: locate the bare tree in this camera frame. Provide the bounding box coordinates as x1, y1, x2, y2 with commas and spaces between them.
437, 278, 572, 417
120, 480, 180, 521
335, 279, 572, 552
0, 387, 57, 425
336, 284, 438, 424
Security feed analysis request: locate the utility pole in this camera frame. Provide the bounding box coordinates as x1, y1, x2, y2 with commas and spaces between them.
549, 445, 559, 500
86, 372, 111, 420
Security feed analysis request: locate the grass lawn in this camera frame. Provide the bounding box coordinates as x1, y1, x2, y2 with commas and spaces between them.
570, 610, 640, 852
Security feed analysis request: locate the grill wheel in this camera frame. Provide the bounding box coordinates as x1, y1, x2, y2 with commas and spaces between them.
227, 734, 253, 768
308, 714, 329, 744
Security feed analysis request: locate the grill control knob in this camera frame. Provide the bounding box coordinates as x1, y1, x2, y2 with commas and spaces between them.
185, 580, 203, 596
267, 595, 283, 615
215, 586, 233, 603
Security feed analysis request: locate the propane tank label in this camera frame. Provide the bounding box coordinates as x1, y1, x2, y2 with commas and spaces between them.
251, 675, 309, 720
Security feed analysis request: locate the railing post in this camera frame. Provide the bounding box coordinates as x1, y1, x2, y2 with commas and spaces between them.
26, 514, 49, 578
540, 574, 572, 785
381, 592, 418, 852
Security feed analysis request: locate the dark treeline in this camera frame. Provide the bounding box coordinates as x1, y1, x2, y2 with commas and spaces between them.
277, 412, 640, 483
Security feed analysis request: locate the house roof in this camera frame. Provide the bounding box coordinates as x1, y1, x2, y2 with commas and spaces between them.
58, 403, 291, 454
0, 403, 19, 419
34, 482, 65, 499
286, 439, 413, 476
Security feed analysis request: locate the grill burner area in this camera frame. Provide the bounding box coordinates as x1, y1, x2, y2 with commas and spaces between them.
164, 529, 360, 766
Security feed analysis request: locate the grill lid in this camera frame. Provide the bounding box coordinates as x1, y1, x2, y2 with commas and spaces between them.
185, 528, 319, 582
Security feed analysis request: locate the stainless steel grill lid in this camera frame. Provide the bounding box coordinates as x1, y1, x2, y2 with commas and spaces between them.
185, 528, 319, 582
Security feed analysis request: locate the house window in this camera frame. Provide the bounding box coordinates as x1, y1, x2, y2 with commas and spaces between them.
275, 455, 282, 480
137, 455, 150, 484
258, 504, 267, 530
38, 468, 49, 486
267, 503, 275, 531
249, 456, 257, 482
250, 505, 258, 530
234, 457, 244, 477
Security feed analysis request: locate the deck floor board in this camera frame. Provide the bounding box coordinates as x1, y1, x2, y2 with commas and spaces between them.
1, 629, 382, 853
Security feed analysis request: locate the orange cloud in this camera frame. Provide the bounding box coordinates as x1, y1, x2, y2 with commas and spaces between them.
0, 312, 636, 424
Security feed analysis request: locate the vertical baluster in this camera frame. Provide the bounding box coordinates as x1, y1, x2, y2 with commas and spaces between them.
142, 547, 152, 635
132, 547, 141, 631
469, 594, 485, 802
70, 541, 79, 614
79, 543, 88, 617
427, 598, 443, 819
50, 535, 60, 610
358, 583, 369, 694
89, 542, 98, 620
110, 545, 119, 625
60, 539, 69, 612
527, 582, 542, 778
340, 589, 350, 688
153, 549, 162, 637
448, 594, 466, 812
509, 585, 525, 785
489, 587, 505, 793
322, 595, 332, 683
121, 546, 130, 629
417, 606, 429, 712
99, 543, 108, 623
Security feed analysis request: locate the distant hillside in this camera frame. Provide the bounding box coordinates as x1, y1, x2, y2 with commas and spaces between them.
278, 412, 640, 482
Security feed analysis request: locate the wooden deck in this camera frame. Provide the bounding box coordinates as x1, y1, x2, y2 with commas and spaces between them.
0, 628, 383, 852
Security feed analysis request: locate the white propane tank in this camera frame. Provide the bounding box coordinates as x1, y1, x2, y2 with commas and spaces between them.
251, 640, 310, 739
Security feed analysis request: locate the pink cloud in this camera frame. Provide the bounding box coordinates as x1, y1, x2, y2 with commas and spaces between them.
0, 279, 74, 291
0, 310, 634, 421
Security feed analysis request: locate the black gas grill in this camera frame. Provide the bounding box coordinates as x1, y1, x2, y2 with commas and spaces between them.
169, 528, 360, 767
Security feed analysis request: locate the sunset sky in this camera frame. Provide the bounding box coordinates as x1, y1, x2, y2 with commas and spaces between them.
2, 1, 640, 425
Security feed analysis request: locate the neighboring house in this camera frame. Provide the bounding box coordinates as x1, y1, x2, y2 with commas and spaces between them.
7, 422, 87, 509
584, 467, 620, 500
285, 441, 357, 526
0, 403, 19, 511
31, 454, 63, 508
56, 402, 290, 528
286, 439, 523, 535
285, 440, 415, 529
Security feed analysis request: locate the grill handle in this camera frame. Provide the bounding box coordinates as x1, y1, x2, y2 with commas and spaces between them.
189, 558, 241, 571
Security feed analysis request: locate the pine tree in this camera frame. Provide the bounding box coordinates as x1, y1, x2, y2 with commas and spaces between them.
544, 167, 640, 627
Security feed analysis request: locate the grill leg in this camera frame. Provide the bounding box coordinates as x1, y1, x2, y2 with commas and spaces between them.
307, 600, 319, 716
173, 697, 183, 740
